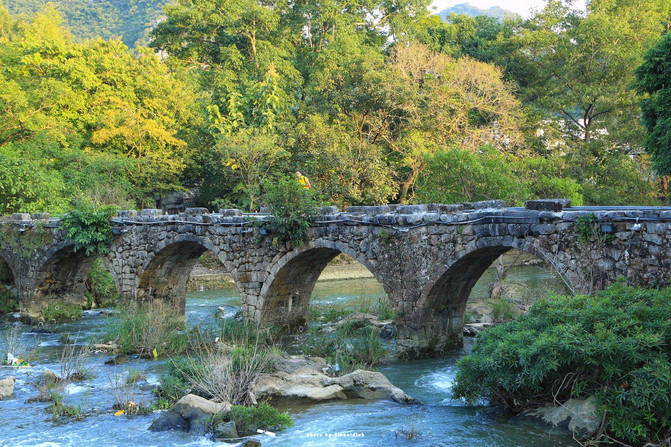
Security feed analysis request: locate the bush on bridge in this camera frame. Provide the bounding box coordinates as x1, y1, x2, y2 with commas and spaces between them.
61, 201, 118, 256
453, 282, 671, 445
263, 176, 321, 246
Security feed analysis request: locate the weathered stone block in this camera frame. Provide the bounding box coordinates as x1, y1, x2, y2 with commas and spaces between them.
525, 199, 571, 212
219, 209, 243, 216
185, 208, 209, 216
140, 209, 162, 217
473, 200, 506, 209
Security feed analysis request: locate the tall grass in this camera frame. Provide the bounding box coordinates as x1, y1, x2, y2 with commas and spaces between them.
106, 301, 189, 358
161, 320, 275, 406
59, 333, 94, 382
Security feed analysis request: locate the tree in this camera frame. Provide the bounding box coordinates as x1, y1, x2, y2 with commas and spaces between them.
511, 0, 671, 149
215, 128, 288, 211
636, 32, 671, 176
0, 8, 200, 208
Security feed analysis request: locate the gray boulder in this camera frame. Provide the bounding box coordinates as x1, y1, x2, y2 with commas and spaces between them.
213, 420, 238, 440
0, 377, 16, 400
512, 396, 601, 439
251, 355, 417, 405
149, 394, 231, 434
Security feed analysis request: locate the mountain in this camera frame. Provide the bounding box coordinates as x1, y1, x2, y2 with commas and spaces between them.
437, 3, 518, 21
2, 0, 169, 48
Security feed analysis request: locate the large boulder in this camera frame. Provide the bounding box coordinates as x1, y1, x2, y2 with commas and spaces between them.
0, 377, 16, 400
149, 394, 231, 434
512, 396, 601, 439
251, 355, 417, 405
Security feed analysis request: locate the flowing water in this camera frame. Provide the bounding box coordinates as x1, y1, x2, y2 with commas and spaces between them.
0, 264, 577, 447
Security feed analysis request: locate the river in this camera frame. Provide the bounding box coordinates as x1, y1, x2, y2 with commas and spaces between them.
0, 264, 577, 447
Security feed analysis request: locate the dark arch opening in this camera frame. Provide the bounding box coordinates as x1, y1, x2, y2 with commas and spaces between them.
34, 247, 96, 305
260, 248, 389, 332
422, 246, 568, 352
138, 241, 218, 312
0, 255, 17, 312
0, 256, 15, 289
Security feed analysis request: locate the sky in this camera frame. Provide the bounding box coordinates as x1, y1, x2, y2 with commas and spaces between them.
430, 0, 586, 18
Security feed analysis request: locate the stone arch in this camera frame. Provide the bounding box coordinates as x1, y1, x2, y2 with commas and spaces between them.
31, 244, 96, 312
0, 251, 16, 295
257, 239, 391, 330
411, 236, 573, 355
136, 236, 224, 311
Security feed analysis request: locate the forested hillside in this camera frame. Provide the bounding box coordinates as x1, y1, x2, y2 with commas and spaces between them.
437, 2, 517, 21
1, 0, 670, 216
2, 0, 168, 47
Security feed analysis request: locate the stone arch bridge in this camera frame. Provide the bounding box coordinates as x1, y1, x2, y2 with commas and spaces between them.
1, 199, 669, 357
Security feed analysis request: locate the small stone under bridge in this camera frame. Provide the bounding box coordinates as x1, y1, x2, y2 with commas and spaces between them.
1, 199, 670, 357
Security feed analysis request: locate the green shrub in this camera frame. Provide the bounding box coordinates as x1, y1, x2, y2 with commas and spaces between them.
0, 290, 18, 314
489, 297, 517, 322
263, 176, 321, 246
303, 322, 386, 373
42, 303, 83, 322
453, 283, 671, 445
463, 311, 473, 324
85, 259, 118, 308
308, 304, 353, 323
61, 201, 117, 256
228, 402, 294, 436
156, 357, 202, 403
107, 302, 189, 357
46, 393, 85, 421
218, 319, 276, 348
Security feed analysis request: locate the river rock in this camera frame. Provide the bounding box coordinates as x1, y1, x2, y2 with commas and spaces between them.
31, 369, 61, 388
336, 313, 392, 329
240, 440, 262, 447
149, 394, 231, 434
213, 420, 238, 440
0, 377, 16, 399
379, 323, 397, 340
92, 343, 118, 351
105, 354, 130, 365
251, 355, 417, 404
512, 396, 600, 439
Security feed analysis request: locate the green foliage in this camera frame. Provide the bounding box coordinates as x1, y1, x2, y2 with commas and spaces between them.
47, 393, 85, 421
636, 32, 671, 176
489, 297, 516, 323
0, 289, 17, 314
85, 259, 118, 308
308, 304, 353, 323
42, 303, 83, 322
453, 283, 671, 445
217, 319, 277, 348
61, 202, 117, 256
228, 402, 294, 436
377, 230, 395, 245
0, 134, 68, 214
263, 176, 321, 246
575, 213, 614, 246
106, 302, 189, 358
156, 357, 201, 403
3, 0, 169, 47
303, 321, 386, 373
415, 147, 583, 206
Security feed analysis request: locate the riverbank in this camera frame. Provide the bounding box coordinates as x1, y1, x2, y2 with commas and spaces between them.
188, 254, 375, 292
